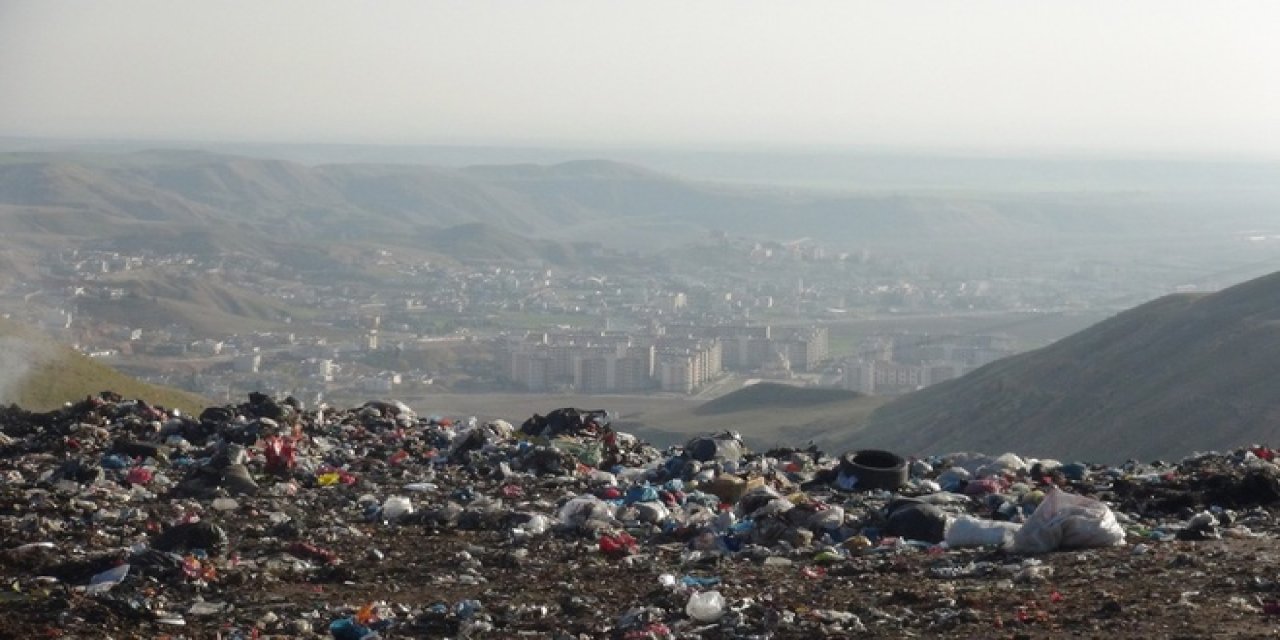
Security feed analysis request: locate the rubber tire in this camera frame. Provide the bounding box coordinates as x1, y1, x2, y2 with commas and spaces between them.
839, 449, 908, 491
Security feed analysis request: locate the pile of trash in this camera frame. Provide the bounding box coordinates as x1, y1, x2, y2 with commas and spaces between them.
3, 391, 1280, 638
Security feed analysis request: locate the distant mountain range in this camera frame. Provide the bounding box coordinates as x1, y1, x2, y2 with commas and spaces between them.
7, 138, 1280, 192
1, 149, 1261, 266
841, 270, 1280, 462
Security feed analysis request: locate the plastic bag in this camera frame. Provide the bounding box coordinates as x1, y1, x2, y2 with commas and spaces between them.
559, 494, 613, 527
523, 514, 550, 535
686, 434, 745, 462
945, 515, 1022, 548
550, 439, 603, 467
381, 495, 414, 521
686, 590, 726, 622
86, 563, 130, 594
263, 435, 296, 473
599, 531, 637, 556
1011, 488, 1125, 554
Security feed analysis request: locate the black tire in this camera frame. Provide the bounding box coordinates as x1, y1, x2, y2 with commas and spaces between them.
838, 449, 908, 491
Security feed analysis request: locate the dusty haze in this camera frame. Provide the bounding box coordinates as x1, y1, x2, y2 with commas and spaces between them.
1, 1, 1278, 157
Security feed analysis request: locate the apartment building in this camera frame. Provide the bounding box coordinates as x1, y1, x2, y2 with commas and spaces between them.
774, 326, 830, 371
654, 337, 722, 393
659, 324, 826, 372
572, 344, 655, 393
506, 331, 657, 392
504, 323, 826, 393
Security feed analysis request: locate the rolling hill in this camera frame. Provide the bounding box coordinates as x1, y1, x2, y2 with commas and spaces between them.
418, 222, 591, 267
0, 149, 1240, 263
693, 382, 863, 415
843, 270, 1280, 462
616, 383, 888, 449
76, 271, 305, 335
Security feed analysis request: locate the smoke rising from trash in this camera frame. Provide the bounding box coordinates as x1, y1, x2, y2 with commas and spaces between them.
0, 336, 44, 405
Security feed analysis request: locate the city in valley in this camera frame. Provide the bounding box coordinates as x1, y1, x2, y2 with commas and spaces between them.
3, 161, 1274, 412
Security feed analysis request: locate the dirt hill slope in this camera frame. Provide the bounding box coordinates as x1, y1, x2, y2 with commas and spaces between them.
847, 270, 1280, 462
0, 320, 204, 412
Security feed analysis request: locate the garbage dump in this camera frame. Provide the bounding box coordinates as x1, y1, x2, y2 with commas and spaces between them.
2, 392, 1280, 637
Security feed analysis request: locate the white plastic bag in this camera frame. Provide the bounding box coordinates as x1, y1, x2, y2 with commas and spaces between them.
86, 563, 130, 594
381, 495, 414, 521
686, 590, 726, 622
522, 513, 550, 535
945, 515, 1022, 548
1011, 488, 1125, 554
558, 494, 614, 527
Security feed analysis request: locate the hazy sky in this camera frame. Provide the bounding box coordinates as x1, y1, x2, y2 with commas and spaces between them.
2, 1, 1278, 156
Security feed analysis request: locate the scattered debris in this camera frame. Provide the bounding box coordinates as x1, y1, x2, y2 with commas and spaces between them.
0, 392, 1277, 636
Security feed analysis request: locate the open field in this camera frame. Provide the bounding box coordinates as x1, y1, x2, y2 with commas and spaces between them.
825, 309, 1114, 358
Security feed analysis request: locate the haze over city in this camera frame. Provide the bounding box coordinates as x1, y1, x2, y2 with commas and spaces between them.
3, 0, 1279, 157
8, 2, 1280, 636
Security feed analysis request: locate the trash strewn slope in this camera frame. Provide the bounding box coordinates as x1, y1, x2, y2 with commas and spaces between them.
3, 391, 1280, 638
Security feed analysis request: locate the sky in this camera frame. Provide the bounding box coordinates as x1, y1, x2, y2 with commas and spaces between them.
2, 1, 1279, 157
